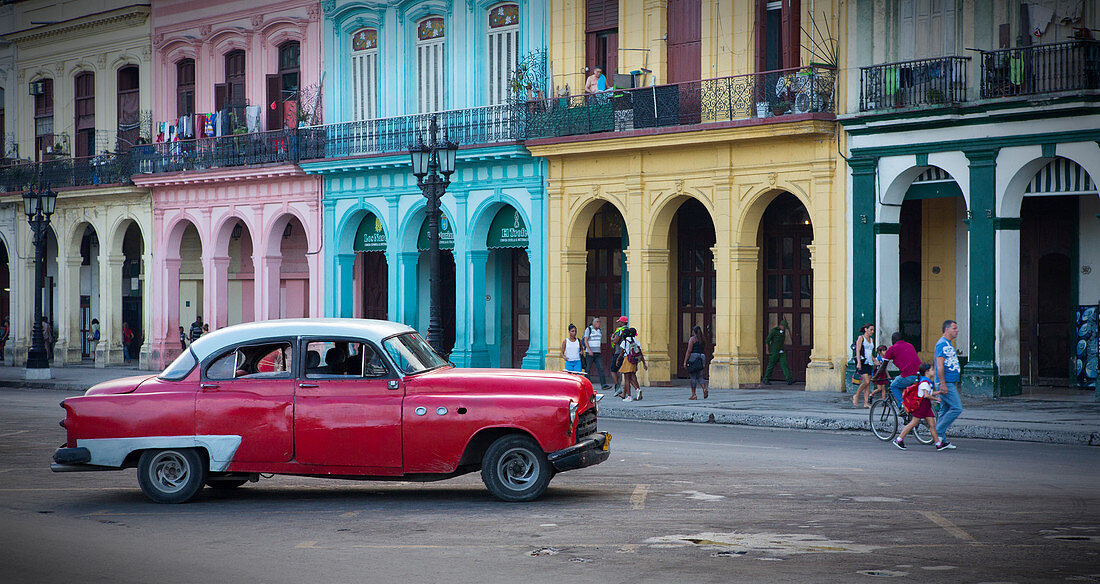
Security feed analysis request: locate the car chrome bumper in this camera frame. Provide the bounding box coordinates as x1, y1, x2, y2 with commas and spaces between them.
547, 432, 610, 472
51, 446, 117, 472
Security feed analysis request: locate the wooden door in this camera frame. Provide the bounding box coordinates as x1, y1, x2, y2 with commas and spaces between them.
761, 194, 813, 381
676, 200, 715, 377
360, 252, 388, 320
79, 297, 91, 359
586, 237, 624, 371
668, 0, 701, 84
511, 249, 531, 368
1020, 196, 1075, 384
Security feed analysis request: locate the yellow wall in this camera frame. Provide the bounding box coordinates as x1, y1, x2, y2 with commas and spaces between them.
918, 197, 958, 360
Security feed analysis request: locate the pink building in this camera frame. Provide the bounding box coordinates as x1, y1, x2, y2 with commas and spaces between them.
139, 0, 324, 367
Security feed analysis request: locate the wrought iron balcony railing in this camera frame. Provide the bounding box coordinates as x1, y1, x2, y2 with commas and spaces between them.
859, 56, 970, 111
0, 153, 133, 193
980, 40, 1100, 99
130, 129, 303, 174
523, 65, 836, 139
299, 103, 520, 160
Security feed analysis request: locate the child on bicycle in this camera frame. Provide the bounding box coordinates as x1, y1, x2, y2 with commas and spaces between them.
869, 345, 890, 402
894, 363, 949, 451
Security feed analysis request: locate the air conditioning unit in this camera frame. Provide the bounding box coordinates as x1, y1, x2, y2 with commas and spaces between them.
28, 81, 46, 96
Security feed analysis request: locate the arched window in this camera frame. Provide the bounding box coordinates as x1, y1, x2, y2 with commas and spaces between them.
416, 17, 445, 112
176, 59, 195, 118
487, 4, 519, 105
351, 28, 378, 120
117, 66, 140, 152
33, 78, 54, 161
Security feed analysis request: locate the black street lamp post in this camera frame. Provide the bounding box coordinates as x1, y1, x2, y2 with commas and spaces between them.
409, 116, 458, 355
22, 178, 58, 377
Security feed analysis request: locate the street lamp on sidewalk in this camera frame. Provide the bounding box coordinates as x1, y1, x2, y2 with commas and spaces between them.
22, 177, 57, 379
408, 116, 458, 356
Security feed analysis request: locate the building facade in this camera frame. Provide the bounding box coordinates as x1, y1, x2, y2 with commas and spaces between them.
0, 0, 154, 368
843, 0, 1100, 396
300, 0, 551, 369
530, 0, 849, 391
139, 0, 325, 368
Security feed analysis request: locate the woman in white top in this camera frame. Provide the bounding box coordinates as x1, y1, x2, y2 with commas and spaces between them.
852, 323, 876, 408
561, 324, 583, 373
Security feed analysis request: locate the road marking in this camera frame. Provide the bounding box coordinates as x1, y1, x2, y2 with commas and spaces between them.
631, 484, 649, 510
633, 437, 781, 449
0, 430, 30, 438
339, 511, 360, 518
920, 511, 977, 543
295, 541, 319, 549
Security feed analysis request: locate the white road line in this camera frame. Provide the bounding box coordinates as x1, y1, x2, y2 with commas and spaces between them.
0, 430, 30, 438
631, 484, 649, 510
632, 437, 781, 449
920, 511, 977, 543
295, 541, 319, 549
339, 511, 360, 518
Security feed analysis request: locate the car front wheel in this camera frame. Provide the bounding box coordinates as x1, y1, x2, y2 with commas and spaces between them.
137, 448, 207, 504
481, 435, 553, 502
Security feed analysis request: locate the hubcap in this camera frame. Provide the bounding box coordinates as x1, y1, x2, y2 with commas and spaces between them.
149, 451, 190, 493
496, 447, 539, 491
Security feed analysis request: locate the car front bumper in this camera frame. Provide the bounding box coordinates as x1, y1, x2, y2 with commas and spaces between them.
547, 432, 610, 472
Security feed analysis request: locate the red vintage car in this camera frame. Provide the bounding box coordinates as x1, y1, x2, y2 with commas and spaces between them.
52, 319, 609, 503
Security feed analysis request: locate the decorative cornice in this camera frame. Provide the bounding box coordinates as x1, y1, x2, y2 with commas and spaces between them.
4, 5, 151, 45
131, 165, 306, 188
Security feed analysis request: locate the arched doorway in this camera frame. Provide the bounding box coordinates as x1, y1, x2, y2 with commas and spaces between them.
585, 202, 627, 374
672, 198, 715, 377
760, 192, 812, 382
277, 216, 309, 318
225, 219, 255, 325
120, 222, 144, 360
486, 205, 530, 368
178, 223, 203, 333
75, 224, 100, 361
417, 213, 456, 357
353, 212, 387, 320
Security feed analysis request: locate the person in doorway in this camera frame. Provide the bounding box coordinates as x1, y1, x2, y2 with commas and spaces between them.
893, 363, 948, 450
43, 317, 55, 362
881, 332, 922, 410
934, 320, 962, 449
584, 67, 604, 94
763, 319, 794, 385
122, 322, 134, 363
560, 324, 583, 373
87, 319, 100, 357
617, 327, 648, 401
189, 316, 204, 343
582, 317, 611, 390
851, 323, 876, 407
683, 325, 709, 400
179, 326, 187, 350
0, 318, 9, 362
610, 316, 629, 396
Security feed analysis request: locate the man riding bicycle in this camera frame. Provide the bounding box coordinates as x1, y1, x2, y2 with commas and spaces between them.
877, 332, 922, 409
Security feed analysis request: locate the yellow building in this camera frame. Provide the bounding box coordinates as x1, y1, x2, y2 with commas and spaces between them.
530, 0, 848, 391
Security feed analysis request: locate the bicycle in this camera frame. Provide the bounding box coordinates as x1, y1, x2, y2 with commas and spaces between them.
869, 396, 933, 444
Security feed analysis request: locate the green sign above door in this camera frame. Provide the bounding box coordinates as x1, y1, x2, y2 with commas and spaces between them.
487, 206, 528, 248
417, 213, 455, 251
354, 213, 386, 252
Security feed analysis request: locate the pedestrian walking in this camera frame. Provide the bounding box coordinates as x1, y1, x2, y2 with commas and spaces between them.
869, 344, 889, 401
0, 317, 9, 362
87, 319, 100, 356
189, 316, 204, 343
881, 332, 921, 410
893, 363, 948, 450
582, 317, 611, 390
762, 319, 794, 385
617, 327, 647, 401
43, 317, 55, 362
851, 323, 876, 407
682, 325, 709, 399
610, 316, 629, 395
179, 326, 187, 350
560, 324, 583, 373
122, 322, 134, 363
934, 320, 962, 449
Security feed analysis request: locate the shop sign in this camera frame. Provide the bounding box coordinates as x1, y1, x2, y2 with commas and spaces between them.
354, 213, 386, 252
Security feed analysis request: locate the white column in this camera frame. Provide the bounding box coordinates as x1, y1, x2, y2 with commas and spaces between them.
875, 232, 901, 343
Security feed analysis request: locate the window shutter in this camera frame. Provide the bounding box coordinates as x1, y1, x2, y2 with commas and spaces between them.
488, 23, 519, 105
899, 0, 915, 60
755, 0, 768, 72
214, 83, 227, 113
266, 74, 281, 131
783, 0, 800, 69
351, 50, 378, 120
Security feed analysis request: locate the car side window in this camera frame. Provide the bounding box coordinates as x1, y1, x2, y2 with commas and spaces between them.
206, 341, 294, 380
305, 340, 366, 379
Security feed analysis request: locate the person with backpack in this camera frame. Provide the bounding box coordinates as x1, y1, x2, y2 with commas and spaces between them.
582, 317, 611, 390
894, 363, 950, 451
610, 316, 629, 396
617, 327, 647, 401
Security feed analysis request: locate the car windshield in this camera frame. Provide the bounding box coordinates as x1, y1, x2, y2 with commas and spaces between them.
159, 349, 197, 381
382, 332, 449, 375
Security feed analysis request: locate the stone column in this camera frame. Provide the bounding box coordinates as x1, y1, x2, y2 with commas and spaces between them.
58, 255, 83, 365
994, 218, 1022, 396
638, 247, 672, 384
397, 251, 420, 327
729, 245, 761, 387
875, 223, 901, 343
962, 148, 999, 396
805, 244, 842, 391
256, 255, 283, 320
210, 256, 230, 329
552, 250, 588, 372
101, 254, 126, 366
520, 248, 543, 370
709, 243, 734, 388
150, 257, 182, 369
139, 249, 154, 370
455, 249, 490, 368
849, 157, 879, 339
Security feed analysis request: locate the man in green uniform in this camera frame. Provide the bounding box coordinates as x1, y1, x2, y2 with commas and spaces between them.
763, 319, 794, 385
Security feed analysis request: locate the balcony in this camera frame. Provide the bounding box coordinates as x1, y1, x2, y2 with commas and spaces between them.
300, 103, 520, 160
859, 56, 970, 112
979, 40, 1100, 99
131, 129, 304, 174
523, 66, 837, 140
0, 153, 133, 193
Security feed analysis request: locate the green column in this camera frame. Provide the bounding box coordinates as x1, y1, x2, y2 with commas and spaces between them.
849, 157, 878, 336
963, 148, 999, 397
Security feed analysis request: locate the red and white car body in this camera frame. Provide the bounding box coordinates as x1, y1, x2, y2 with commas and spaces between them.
53, 319, 609, 503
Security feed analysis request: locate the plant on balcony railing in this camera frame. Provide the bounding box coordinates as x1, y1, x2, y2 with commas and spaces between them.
522, 65, 836, 139
300, 103, 521, 160
980, 40, 1100, 99
131, 129, 304, 174
859, 56, 970, 111
0, 153, 133, 192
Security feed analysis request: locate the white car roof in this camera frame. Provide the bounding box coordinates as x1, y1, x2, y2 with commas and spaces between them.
187, 318, 416, 362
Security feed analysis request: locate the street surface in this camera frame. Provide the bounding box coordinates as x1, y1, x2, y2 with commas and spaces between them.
1, 387, 1097, 583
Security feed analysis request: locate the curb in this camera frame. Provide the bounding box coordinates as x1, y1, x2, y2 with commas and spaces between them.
598, 405, 1100, 447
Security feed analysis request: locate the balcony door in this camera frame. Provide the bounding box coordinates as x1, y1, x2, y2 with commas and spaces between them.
898, 0, 957, 60
667, 0, 701, 84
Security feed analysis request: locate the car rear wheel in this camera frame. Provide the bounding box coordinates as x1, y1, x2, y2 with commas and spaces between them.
137, 448, 207, 504
481, 435, 553, 502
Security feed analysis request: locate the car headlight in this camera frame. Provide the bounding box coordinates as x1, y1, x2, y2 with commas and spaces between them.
569, 400, 578, 431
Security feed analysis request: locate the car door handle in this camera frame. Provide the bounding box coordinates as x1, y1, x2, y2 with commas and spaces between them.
298, 383, 318, 388
200, 383, 219, 391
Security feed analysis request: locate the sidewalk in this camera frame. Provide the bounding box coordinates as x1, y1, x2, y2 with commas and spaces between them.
2, 364, 1097, 446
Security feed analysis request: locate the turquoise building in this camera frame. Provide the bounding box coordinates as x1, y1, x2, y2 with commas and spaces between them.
301, 1, 549, 368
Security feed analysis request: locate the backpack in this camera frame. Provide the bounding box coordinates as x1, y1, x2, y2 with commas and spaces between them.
626, 342, 642, 364
902, 383, 921, 413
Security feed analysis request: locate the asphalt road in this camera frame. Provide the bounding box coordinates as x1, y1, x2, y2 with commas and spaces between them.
1, 387, 1098, 583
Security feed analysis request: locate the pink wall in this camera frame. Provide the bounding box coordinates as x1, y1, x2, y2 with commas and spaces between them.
151, 0, 323, 127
